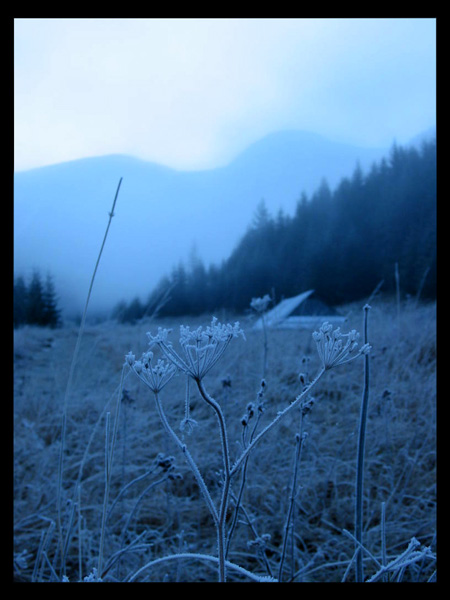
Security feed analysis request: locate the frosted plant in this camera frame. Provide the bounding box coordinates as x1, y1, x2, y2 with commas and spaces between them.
313, 322, 371, 371
180, 376, 198, 435
83, 568, 102, 582
147, 317, 245, 381
61, 568, 102, 582
125, 350, 177, 393
250, 294, 271, 313
354, 304, 371, 582
126, 316, 371, 582
250, 295, 271, 378
127, 318, 245, 582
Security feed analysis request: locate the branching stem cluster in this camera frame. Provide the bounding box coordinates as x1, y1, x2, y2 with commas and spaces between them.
124, 314, 379, 582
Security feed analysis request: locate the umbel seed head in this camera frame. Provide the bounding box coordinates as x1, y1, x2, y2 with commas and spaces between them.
147, 317, 245, 380
250, 294, 271, 313
313, 322, 371, 371
125, 350, 177, 393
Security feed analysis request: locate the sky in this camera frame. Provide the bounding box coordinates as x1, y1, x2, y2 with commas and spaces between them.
14, 18, 436, 173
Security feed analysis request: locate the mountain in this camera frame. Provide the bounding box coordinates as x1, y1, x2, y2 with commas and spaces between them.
407, 125, 436, 149
14, 130, 390, 318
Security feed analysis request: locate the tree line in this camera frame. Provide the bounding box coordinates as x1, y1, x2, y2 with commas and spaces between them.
14, 270, 62, 328
114, 139, 436, 322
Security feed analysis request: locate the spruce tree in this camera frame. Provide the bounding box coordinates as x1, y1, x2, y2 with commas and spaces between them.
41, 273, 62, 328
14, 270, 62, 328
26, 270, 46, 325
13, 275, 28, 327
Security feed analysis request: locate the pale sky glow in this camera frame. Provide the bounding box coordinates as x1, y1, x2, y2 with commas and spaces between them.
14, 18, 436, 173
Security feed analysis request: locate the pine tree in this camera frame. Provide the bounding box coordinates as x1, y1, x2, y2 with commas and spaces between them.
122, 297, 144, 323
26, 270, 46, 325
14, 270, 62, 328
251, 199, 271, 230
13, 275, 28, 327
41, 273, 62, 328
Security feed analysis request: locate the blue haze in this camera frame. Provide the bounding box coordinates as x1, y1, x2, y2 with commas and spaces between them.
13, 128, 430, 318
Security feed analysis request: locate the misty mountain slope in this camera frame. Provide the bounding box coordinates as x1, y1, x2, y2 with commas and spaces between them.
14, 130, 388, 317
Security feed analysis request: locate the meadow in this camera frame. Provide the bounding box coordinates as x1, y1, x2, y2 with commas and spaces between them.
13, 296, 436, 582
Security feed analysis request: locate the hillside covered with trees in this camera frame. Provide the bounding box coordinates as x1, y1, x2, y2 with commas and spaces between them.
114, 139, 436, 322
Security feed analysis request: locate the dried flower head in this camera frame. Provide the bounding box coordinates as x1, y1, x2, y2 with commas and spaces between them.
250, 294, 271, 313
126, 350, 177, 393
147, 317, 245, 380
312, 322, 371, 371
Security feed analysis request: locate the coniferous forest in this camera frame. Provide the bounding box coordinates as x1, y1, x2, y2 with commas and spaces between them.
15, 139, 436, 327
13, 271, 62, 328
115, 139, 436, 322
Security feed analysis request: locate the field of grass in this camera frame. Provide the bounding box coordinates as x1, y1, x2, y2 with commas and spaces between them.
13, 297, 436, 582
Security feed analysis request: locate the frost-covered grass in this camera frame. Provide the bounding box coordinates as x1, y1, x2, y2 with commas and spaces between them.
13, 297, 436, 582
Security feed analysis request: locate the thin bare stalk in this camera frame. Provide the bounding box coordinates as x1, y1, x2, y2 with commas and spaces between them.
56, 178, 122, 571
225, 402, 263, 558
153, 391, 218, 526
261, 311, 268, 379
97, 364, 125, 577
381, 501, 387, 582
415, 265, 430, 307
196, 378, 231, 582
230, 367, 326, 477
119, 474, 171, 548
32, 519, 55, 582
355, 304, 371, 582
126, 552, 276, 582
97, 412, 111, 577
278, 427, 306, 582
228, 490, 273, 577
77, 485, 82, 582
107, 467, 157, 522
395, 262, 401, 321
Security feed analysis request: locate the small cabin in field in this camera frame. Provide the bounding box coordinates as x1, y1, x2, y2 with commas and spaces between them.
252, 289, 346, 330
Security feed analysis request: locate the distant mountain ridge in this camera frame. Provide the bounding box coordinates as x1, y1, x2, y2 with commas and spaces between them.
14, 129, 405, 317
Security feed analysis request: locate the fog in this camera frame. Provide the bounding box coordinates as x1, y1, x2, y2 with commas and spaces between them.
14, 18, 436, 172
14, 18, 436, 318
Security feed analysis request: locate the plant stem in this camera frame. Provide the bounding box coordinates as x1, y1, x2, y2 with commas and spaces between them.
153, 392, 218, 527
381, 501, 387, 582
261, 312, 268, 380
98, 365, 124, 577
230, 367, 326, 478
126, 552, 275, 582
196, 378, 231, 582
56, 178, 122, 573
225, 409, 262, 558
355, 304, 371, 582
395, 262, 401, 321
278, 425, 305, 582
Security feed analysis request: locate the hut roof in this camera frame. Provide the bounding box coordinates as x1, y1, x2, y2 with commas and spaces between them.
252, 290, 345, 330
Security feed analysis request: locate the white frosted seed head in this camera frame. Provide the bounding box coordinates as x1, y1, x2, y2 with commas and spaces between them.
313, 322, 370, 370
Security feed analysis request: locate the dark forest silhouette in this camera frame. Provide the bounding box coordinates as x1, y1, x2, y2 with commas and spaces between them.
14, 270, 62, 328
114, 139, 436, 323
14, 139, 436, 327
